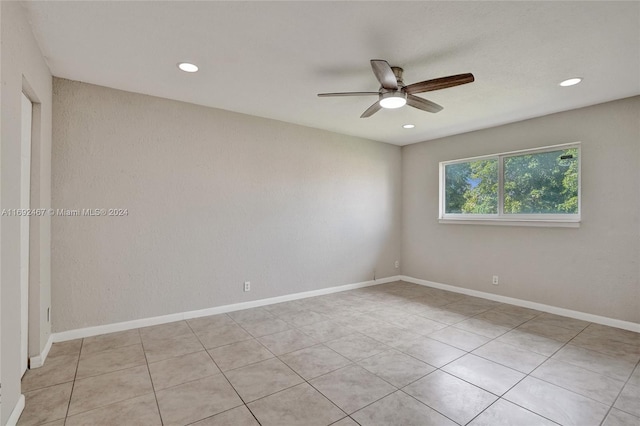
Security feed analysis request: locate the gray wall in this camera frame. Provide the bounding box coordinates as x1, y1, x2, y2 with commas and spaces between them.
52, 78, 402, 332
402, 96, 640, 323
1, 2, 53, 423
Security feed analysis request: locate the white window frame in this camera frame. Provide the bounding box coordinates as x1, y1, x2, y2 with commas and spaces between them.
439, 142, 581, 228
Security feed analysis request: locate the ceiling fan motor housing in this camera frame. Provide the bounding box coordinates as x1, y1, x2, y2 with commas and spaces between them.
390, 67, 405, 87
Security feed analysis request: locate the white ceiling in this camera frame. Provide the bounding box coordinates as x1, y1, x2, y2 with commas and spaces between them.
23, 1, 640, 146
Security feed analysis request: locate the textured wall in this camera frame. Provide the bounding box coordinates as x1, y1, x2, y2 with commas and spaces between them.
52, 78, 402, 332
1, 2, 53, 423
402, 96, 640, 323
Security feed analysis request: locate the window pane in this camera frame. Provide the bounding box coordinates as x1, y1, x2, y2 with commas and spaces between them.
503, 148, 579, 214
445, 158, 498, 214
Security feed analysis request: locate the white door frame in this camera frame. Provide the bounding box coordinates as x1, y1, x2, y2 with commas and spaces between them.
20, 92, 33, 377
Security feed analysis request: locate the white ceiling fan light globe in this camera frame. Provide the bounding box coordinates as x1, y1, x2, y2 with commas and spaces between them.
379, 97, 406, 109
379, 91, 407, 109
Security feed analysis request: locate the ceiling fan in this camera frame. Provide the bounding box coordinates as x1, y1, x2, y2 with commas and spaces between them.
318, 59, 474, 118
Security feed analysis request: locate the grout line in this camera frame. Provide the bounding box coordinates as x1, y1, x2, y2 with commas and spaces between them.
80, 340, 141, 356
464, 398, 502, 425
62, 339, 84, 422
189, 320, 264, 425
478, 327, 610, 426
65, 345, 148, 382
139, 328, 165, 426
599, 358, 640, 425
21, 378, 76, 394
348, 415, 362, 426
397, 388, 462, 425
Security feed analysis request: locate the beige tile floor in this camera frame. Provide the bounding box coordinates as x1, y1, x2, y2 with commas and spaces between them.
18, 281, 640, 426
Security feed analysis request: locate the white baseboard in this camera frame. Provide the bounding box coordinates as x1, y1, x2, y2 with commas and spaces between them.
6, 394, 25, 426
52, 275, 401, 343
49, 273, 638, 347
29, 334, 53, 369
401, 275, 640, 333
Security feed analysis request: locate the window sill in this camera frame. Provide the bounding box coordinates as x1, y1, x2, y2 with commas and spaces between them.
438, 218, 580, 228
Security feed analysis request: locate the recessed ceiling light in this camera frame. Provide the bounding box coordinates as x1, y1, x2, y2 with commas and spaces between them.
178, 62, 199, 73
559, 77, 582, 87
403, 124, 415, 129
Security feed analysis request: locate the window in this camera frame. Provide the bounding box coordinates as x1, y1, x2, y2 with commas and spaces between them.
439, 143, 580, 226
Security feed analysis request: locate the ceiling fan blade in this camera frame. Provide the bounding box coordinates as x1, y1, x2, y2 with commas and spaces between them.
370, 60, 398, 90
404, 73, 475, 95
360, 101, 382, 118
407, 94, 443, 113
317, 92, 379, 97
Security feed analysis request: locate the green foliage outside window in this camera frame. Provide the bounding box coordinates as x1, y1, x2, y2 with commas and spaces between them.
445, 159, 498, 214
444, 148, 579, 215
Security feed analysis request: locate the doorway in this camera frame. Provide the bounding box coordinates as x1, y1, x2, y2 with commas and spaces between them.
20, 92, 33, 377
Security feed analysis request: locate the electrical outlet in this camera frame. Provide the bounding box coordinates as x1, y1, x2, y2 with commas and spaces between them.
244, 281, 251, 292
394, 260, 400, 269
492, 275, 499, 285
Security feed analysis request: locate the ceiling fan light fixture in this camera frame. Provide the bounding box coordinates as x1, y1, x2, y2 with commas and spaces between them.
178, 62, 199, 73
379, 91, 407, 109
317, 59, 472, 117
559, 77, 582, 87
